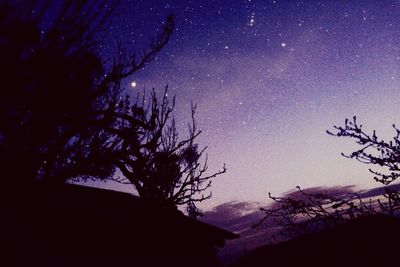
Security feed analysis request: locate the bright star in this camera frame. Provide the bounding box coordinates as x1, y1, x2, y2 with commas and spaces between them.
248, 13, 256, 27
249, 18, 255, 26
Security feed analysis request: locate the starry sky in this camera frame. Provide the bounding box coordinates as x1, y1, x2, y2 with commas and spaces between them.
100, 0, 400, 210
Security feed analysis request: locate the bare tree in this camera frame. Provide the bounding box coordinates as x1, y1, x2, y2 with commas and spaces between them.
327, 116, 400, 185
254, 186, 379, 238
98, 87, 226, 211
260, 186, 400, 239
255, 115, 400, 238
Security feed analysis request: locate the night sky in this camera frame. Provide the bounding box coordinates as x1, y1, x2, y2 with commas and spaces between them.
100, 0, 400, 210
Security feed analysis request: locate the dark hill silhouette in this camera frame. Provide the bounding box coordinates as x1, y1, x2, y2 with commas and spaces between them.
2, 183, 238, 267
231, 215, 400, 267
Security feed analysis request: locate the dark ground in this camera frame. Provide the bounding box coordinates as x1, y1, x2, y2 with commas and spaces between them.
230, 215, 400, 267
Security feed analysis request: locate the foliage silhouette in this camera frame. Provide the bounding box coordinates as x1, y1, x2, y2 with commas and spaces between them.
0, 0, 224, 213
0, 0, 172, 186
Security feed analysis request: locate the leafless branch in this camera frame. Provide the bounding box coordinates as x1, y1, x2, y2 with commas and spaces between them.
328, 116, 400, 185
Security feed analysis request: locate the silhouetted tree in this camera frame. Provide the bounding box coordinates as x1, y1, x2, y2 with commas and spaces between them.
328, 116, 400, 185
0, 1, 224, 214
97, 87, 226, 210
0, 0, 173, 188
255, 115, 400, 237
254, 186, 379, 238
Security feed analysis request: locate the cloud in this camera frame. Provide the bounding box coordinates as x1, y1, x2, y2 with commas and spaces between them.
358, 182, 400, 199
267, 185, 356, 210
201, 201, 262, 233
284, 185, 355, 199
201, 201, 283, 265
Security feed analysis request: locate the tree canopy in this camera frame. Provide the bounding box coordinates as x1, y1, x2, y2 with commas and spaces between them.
0, 0, 224, 213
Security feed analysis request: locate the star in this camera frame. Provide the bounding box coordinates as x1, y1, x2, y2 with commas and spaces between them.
248, 13, 256, 27
88, 0, 400, 210
249, 18, 255, 26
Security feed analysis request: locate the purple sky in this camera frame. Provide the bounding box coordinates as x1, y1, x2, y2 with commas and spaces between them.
97, 0, 400, 210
